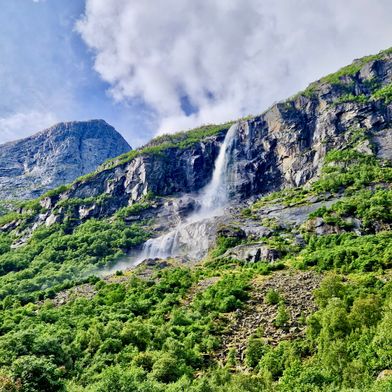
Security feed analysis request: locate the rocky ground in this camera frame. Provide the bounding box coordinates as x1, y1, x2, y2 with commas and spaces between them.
216, 270, 322, 366
182, 276, 220, 307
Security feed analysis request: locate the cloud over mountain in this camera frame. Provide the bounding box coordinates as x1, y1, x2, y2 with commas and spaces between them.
77, 0, 392, 134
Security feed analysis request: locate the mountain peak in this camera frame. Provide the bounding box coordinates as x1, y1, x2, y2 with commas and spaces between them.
0, 120, 131, 200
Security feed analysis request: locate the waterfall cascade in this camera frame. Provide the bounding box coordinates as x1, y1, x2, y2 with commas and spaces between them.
133, 123, 239, 265
197, 123, 238, 213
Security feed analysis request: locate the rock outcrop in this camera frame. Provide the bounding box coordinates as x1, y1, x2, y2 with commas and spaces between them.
0, 120, 131, 200
223, 243, 281, 263
4, 51, 392, 247
35, 52, 392, 221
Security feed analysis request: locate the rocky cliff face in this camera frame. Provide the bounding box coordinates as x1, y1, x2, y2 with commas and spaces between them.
33, 51, 392, 223
3, 50, 392, 241
0, 120, 131, 200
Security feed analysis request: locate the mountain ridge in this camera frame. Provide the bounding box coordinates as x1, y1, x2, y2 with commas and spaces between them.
19, 47, 391, 232
0, 119, 131, 200
0, 48, 391, 391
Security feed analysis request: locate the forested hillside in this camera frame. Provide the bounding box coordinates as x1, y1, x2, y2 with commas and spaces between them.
0, 48, 391, 391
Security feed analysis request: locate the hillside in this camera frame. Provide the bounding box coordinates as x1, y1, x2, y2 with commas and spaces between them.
0, 48, 391, 391
0, 119, 131, 200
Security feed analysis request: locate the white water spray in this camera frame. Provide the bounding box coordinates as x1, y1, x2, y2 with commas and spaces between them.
106, 123, 239, 272
198, 122, 238, 213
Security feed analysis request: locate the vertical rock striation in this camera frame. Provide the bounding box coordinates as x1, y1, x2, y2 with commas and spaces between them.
0, 120, 131, 200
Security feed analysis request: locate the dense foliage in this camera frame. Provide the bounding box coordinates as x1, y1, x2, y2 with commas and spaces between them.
0, 218, 148, 305
1, 51, 392, 391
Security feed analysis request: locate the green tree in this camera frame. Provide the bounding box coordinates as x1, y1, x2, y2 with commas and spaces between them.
11, 355, 64, 392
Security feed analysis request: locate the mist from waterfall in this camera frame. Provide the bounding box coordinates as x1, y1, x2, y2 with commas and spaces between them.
103, 123, 239, 273
197, 122, 238, 214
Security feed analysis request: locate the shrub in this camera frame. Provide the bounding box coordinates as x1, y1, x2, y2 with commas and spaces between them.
275, 303, 290, 327
245, 337, 267, 368
11, 355, 64, 392
265, 289, 281, 305
372, 83, 392, 104
151, 353, 185, 383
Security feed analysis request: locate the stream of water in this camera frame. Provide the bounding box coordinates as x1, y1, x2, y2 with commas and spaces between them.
138, 123, 238, 261
104, 122, 239, 273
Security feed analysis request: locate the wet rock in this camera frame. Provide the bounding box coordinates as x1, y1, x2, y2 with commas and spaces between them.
217, 225, 247, 240
240, 222, 273, 239
257, 198, 342, 228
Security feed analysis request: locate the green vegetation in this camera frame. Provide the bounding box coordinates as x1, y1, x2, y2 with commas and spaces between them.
323, 47, 392, 84
309, 188, 392, 232
0, 265, 255, 391
252, 187, 312, 209
145, 122, 233, 149
43, 185, 70, 199
298, 231, 392, 272
312, 148, 392, 194
265, 288, 282, 305
102, 122, 232, 170
0, 218, 148, 304
333, 93, 368, 105
1, 192, 390, 392
274, 303, 290, 327
0, 201, 43, 228
298, 188, 392, 272
1, 49, 392, 391
372, 83, 392, 104
297, 47, 392, 98
115, 201, 152, 219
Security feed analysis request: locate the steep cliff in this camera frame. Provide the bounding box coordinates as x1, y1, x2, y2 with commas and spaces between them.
0, 119, 131, 200
1, 49, 392, 392
26, 49, 392, 228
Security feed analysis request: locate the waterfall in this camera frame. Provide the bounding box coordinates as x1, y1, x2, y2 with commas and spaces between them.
198, 123, 238, 213
111, 122, 239, 270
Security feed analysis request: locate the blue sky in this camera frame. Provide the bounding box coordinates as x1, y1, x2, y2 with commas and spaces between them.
0, 0, 155, 146
1, 0, 392, 147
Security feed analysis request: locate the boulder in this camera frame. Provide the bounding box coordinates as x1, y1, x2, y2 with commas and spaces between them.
224, 243, 281, 263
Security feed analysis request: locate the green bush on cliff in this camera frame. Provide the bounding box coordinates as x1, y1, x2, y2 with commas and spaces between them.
299, 231, 392, 272
313, 149, 392, 193
372, 83, 392, 104
310, 189, 392, 232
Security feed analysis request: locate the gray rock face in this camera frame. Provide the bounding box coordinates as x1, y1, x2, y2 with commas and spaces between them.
223, 243, 281, 263
44, 53, 392, 217
64, 132, 224, 203
8, 53, 392, 240
0, 120, 131, 199
374, 128, 392, 160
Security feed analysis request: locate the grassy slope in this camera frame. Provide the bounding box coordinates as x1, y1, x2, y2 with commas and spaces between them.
0, 49, 391, 391
0, 132, 391, 391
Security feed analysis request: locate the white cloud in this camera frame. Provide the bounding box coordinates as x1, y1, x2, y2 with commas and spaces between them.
77, 0, 392, 135
0, 111, 58, 143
